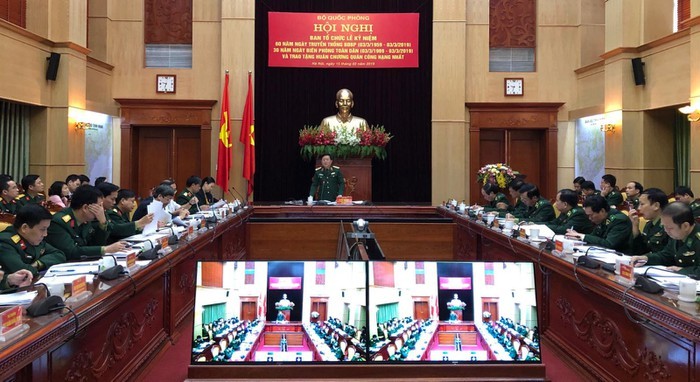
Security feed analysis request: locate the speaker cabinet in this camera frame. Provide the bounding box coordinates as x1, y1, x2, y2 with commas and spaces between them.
46, 53, 60, 81
631, 57, 645, 86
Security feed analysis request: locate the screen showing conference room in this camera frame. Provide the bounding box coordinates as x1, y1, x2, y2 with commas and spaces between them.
191, 261, 368, 363
368, 261, 540, 362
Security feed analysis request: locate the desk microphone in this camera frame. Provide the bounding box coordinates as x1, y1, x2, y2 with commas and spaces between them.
98, 255, 124, 281
579, 246, 623, 271
229, 187, 247, 207
167, 224, 179, 245
21, 283, 66, 317
634, 269, 664, 294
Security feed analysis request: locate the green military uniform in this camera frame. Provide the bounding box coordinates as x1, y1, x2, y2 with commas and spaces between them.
104, 207, 139, 244
309, 166, 345, 201
176, 189, 199, 214
509, 198, 527, 216
513, 199, 555, 223
603, 190, 623, 207
628, 217, 668, 256
582, 209, 632, 252
0, 198, 18, 214
690, 200, 700, 219
0, 226, 66, 282
545, 207, 595, 235
45, 208, 110, 261
646, 224, 700, 276
483, 193, 511, 213
16, 193, 45, 208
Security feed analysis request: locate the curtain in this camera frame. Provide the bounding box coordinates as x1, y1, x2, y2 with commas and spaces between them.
376, 302, 399, 324
674, 110, 690, 187
202, 303, 226, 325
0, 100, 29, 179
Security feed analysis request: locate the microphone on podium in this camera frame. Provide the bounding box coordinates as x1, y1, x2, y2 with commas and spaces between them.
228, 187, 247, 207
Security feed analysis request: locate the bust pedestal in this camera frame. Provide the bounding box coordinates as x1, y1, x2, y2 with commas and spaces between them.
277, 309, 291, 321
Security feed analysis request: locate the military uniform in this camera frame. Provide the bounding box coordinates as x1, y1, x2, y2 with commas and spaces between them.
626, 195, 640, 210
582, 209, 632, 251
0, 226, 66, 283
628, 217, 668, 255
545, 207, 595, 234
513, 199, 555, 223
690, 200, 700, 219
509, 198, 527, 216
483, 193, 511, 213
176, 189, 199, 214
0, 198, 18, 214
195, 190, 218, 206
45, 208, 110, 261
603, 190, 623, 207
646, 225, 700, 276
15, 193, 45, 208
104, 207, 138, 244
309, 166, 345, 201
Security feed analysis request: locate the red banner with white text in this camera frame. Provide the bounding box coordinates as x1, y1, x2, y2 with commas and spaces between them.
268, 12, 419, 69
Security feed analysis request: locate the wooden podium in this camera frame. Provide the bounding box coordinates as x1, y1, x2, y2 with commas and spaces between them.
315, 157, 372, 201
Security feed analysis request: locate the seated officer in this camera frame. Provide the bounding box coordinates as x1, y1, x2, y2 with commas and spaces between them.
545, 189, 594, 234
573, 176, 586, 196
674, 186, 700, 219
508, 183, 555, 222
566, 195, 632, 252
628, 188, 668, 255
45, 185, 127, 261
600, 174, 623, 207
98, 183, 153, 243
481, 183, 510, 213
506, 179, 527, 216
137, 185, 178, 225
16, 174, 45, 207
0, 175, 19, 214
580, 180, 598, 202
196, 176, 219, 207
176, 176, 208, 214
0, 204, 66, 279
631, 202, 700, 276
624, 181, 643, 209
309, 153, 345, 201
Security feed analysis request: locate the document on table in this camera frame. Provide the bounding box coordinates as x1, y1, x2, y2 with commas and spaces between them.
0, 291, 37, 305
634, 266, 700, 293
144, 202, 168, 235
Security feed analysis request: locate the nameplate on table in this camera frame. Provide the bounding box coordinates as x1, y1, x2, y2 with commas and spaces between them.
0, 306, 22, 334
160, 236, 169, 249
127, 253, 137, 269
72, 276, 87, 296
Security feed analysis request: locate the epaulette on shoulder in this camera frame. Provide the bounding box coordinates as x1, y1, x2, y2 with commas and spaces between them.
315, 167, 322, 171
15, 194, 25, 200
62, 214, 72, 223
184, 191, 190, 197
332, 166, 340, 169
696, 232, 700, 240
11, 234, 20, 244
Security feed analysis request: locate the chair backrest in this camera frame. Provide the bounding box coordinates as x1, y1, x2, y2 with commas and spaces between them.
387, 343, 396, 356
346, 344, 356, 360
211, 344, 220, 357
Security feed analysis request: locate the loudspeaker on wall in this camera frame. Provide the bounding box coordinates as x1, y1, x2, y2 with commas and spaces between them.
631, 57, 645, 86
46, 53, 60, 81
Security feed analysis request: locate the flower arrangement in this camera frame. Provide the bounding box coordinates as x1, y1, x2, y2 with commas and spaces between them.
477, 163, 517, 188
299, 125, 392, 161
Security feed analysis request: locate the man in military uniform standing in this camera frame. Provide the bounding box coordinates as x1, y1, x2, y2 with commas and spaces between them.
545, 189, 594, 234
632, 202, 700, 276
567, 195, 632, 252
45, 185, 127, 261
674, 186, 700, 219
309, 154, 345, 201
177, 176, 209, 214
0, 204, 66, 281
0, 176, 19, 214
16, 174, 45, 207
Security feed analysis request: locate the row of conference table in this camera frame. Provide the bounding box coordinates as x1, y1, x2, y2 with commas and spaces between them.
0, 204, 696, 381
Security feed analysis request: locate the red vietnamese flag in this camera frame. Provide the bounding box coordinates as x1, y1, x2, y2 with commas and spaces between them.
216, 72, 232, 192
239, 72, 255, 198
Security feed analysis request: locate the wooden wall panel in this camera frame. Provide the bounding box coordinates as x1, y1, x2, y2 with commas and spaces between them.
0, 0, 26, 28
489, 0, 536, 48
144, 0, 192, 44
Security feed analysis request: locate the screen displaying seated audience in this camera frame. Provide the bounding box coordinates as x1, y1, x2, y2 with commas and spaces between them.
191, 261, 540, 364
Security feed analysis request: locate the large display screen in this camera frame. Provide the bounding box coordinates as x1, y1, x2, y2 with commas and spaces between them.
191, 261, 540, 364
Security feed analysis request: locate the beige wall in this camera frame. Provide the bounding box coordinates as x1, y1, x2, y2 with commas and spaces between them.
2, 0, 700, 201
